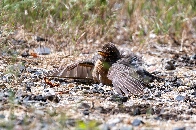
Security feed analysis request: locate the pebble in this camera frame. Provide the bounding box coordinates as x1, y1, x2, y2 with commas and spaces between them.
99, 124, 110, 130
107, 118, 121, 127
83, 90, 91, 94
42, 88, 55, 97
92, 84, 100, 90
35, 95, 47, 102
78, 102, 91, 109
0, 114, 5, 119
91, 88, 99, 93
191, 91, 196, 96
42, 88, 57, 102
119, 126, 133, 130
65, 118, 76, 127
83, 109, 90, 115
21, 49, 29, 57
2, 73, 14, 82
26, 68, 37, 73
0, 92, 4, 100
26, 85, 31, 92
191, 54, 196, 59
34, 46, 51, 55
23, 95, 31, 102
133, 107, 141, 115
34, 110, 45, 116
67, 97, 74, 101
35, 36, 48, 42
176, 79, 183, 86
12, 39, 26, 44
132, 119, 144, 126
165, 60, 176, 70
97, 88, 105, 94
95, 106, 108, 114
190, 102, 196, 108
109, 95, 128, 102
154, 91, 161, 97
15, 119, 24, 125
172, 127, 185, 130
175, 95, 185, 102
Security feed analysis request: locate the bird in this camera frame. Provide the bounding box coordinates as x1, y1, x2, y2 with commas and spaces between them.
45, 42, 159, 96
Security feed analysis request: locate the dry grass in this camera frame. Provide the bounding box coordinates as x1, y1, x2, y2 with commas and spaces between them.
1, 0, 196, 46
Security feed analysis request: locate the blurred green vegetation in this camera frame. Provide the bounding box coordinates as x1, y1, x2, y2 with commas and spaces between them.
75, 120, 99, 130
1, 0, 196, 37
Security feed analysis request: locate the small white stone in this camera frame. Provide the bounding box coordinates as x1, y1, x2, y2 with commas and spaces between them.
42, 88, 55, 97
149, 33, 157, 38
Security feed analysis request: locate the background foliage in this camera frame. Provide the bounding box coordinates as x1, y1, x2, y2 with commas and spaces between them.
1, 0, 196, 43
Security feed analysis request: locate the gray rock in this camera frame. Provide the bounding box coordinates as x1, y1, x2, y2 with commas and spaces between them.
78, 102, 91, 109
82, 109, 90, 115
132, 119, 144, 126
175, 95, 185, 101
119, 126, 133, 130
42, 88, 55, 97
2, 73, 14, 82
172, 127, 185, 130
65, 118, 76, 127
107, 118, 121, 127
34, 46, 50, 55
0, 114, 5, 119
99, 124, 110, 130
165, 60, 176, 70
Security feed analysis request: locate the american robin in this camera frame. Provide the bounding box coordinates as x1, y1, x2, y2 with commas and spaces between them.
46, 43, 158, 95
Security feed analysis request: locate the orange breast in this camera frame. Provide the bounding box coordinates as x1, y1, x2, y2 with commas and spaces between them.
92, 60, 112, 85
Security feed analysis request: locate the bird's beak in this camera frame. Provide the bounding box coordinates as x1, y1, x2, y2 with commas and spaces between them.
98, 51, 108, 57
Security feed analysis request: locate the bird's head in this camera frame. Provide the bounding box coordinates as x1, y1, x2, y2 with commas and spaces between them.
98, 42, 120, 62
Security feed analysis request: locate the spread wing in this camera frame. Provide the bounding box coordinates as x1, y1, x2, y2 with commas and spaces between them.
107, 63, 145, 95
46, 61, 94, 80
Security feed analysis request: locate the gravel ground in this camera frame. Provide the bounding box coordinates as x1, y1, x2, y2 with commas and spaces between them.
0, 29, 196, 130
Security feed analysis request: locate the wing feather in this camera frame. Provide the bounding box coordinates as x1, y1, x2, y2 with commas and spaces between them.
108, 63, 144, 95
46, 61, 94, 80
